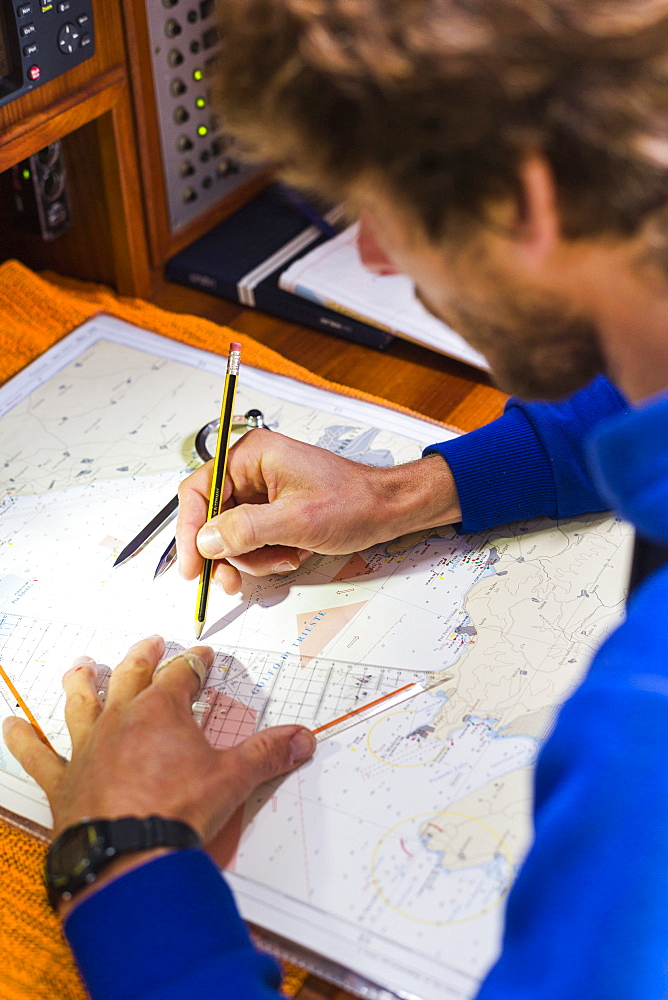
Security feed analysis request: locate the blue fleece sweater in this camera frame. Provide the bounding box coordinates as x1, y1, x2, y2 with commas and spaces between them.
424, 375, 627, 532
66, 379, 668, 1000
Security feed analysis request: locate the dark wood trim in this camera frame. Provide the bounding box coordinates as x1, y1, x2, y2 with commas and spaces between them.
0, 67, 126, 173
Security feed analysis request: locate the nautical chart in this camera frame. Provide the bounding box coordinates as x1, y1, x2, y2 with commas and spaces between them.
0, 316, 633, 1000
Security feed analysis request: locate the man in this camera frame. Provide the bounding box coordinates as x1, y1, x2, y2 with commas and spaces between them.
4, 1, 668, 997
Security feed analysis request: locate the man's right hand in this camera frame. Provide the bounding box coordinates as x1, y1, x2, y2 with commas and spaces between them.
176, 429, 461, 594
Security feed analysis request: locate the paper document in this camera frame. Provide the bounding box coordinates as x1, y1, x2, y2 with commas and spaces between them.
0, 315, 631, 1000
279, 222, 489, 370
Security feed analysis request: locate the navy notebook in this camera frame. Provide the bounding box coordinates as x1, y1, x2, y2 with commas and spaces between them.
165, 185, 394, 351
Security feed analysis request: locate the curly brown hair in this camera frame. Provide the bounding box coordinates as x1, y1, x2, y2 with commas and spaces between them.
216, 0, 668, 242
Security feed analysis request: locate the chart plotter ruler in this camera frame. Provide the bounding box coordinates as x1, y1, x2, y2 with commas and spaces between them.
0, 614, 450, 759
195, 643, 449, 750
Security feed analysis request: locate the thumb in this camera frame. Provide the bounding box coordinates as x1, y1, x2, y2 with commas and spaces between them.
214, 725, 315, 811
197, 500, 310, 560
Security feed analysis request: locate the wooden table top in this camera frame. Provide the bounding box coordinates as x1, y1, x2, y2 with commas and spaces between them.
152, 282, 508, 434
153, 280, 508, 1000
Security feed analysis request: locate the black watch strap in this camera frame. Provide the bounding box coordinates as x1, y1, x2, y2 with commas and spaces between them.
45, 815, 202, 911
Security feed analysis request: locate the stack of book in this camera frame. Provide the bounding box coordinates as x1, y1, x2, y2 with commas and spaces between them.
167, 184, 488, 369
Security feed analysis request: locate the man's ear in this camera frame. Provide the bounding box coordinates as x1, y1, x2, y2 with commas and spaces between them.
511, 154, 561, 271
357, 208, 400, 275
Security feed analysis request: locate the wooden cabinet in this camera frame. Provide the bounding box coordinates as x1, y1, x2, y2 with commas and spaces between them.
0, 0, 268, 297
0, 0, 153, 296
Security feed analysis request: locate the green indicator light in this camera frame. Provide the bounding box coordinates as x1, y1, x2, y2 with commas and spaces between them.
197, 125, 209, 136
193, 69, 203, 81
196, 97, 206, 108
22, 168, 30, 180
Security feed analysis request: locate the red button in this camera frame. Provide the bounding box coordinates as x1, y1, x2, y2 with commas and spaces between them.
28, 64, 40, 80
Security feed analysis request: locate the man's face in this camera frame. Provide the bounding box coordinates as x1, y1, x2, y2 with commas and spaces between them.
356, 194, 606, 400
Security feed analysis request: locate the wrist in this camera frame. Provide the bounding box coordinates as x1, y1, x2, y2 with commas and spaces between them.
373, 453, 461, 538
45, 816, 202, 917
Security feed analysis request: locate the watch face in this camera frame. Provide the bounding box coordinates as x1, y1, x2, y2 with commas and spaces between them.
49, 824, 99, 881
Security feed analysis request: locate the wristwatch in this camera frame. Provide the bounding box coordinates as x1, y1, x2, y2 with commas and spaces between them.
44, 815, 202, 911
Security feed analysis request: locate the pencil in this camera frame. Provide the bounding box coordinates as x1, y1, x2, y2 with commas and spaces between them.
0, 662, 58, 756
312, 681, 416, 736
194, 342, 241, 638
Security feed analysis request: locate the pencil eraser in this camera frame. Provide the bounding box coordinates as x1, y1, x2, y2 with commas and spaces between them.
229, 342, 242, 353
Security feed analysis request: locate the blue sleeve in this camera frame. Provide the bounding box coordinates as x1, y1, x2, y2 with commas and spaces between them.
423, 376, 628, 533
476, 569, 668, 1000
64, 849, 282, 1000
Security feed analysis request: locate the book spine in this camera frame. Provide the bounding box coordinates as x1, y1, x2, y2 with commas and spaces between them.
165, 265, 228, 298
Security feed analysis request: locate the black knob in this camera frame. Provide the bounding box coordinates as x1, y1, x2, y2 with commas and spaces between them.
211, 136, 228, 156
167, 48, 184, 67
179, 161, 195, 177
244, 409, 265, 427
58, 22, 81, 55
176, 135, 193, 152
37, 144, 60, 168
173, 106, 190, 124
43, 168, 65, 201
170, 78, 187, 96
183, 187, 198, 203
165, 18, 182, 37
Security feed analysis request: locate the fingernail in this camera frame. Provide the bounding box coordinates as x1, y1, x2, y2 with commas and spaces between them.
297, 549, 312, 562
290, 728, 316, 764
64, 658, 97, 682
273, 560, 298, 574
2, 717, 18, 736
198, 523, 224, 558
131, 635, 164, 650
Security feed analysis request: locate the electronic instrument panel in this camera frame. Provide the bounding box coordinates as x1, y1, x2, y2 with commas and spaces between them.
0, 0, 95, 108
144, 0, 260, 233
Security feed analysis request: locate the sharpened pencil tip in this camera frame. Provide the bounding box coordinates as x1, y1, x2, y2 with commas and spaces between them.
194, 621, 204, 640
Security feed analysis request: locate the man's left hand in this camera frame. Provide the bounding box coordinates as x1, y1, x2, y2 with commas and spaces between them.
2, 635, 315, 853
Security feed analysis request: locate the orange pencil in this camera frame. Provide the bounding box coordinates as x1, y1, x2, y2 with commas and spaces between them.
312, 681, 416, 737
0, 663, 58, 756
